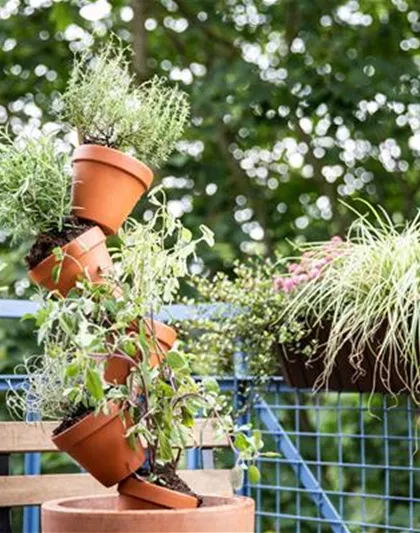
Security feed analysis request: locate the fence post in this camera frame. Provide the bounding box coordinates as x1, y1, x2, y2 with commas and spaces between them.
0, 454, 12, 533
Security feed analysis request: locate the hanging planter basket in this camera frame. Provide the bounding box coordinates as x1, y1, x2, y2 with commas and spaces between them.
277, 322, 414, 395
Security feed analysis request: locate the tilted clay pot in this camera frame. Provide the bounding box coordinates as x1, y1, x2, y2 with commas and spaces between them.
29, 226, 112, 297
52, 402, 145, 487
117, 475, 198, 510
42, 495, 255, 532
104, 320, 177, 385
72, 144, 153, 235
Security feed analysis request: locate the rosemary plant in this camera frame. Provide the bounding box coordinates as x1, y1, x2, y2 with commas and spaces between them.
0, 129, 71, 241
55, 40, 190, 168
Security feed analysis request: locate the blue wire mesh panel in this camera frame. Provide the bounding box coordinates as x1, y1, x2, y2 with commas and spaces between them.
247, 384, 420, 533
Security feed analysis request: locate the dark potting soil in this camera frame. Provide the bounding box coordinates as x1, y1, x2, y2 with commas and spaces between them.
25, 216, 96, 269
52, 404, 94, 436
138, 463, 203, 506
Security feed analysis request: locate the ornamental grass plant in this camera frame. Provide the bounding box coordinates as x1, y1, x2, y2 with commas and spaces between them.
284, 204, 420, 399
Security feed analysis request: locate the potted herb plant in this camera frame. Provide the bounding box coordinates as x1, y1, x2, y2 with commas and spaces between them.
0, 129, 112, 296
104, 187, 214, 383
55, 40, 190, 235
7, 351, 146, 487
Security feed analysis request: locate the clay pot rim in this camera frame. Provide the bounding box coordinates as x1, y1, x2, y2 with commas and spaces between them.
42, 495, 253, 515
28, 225, 106, 281
118, 476, 198, 509
52, 401, 121, 452
73, 144, 153, 190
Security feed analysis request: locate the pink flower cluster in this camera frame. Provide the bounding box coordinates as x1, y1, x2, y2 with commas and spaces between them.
274, 236, 345, 294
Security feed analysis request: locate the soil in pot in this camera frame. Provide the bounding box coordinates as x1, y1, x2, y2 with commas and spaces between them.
52, 401, 145, 487
118, 463, 202, 510
25, 216, 95, 268
28, 223, 113, 297
52, 403, 93, 436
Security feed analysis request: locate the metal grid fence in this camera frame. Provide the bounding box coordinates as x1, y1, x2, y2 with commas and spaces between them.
0, 300, 420, 532
246, 385, 420, 533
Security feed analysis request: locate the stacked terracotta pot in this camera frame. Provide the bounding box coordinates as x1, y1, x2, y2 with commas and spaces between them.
28, 142, 183, 506
28, 144, 153, 297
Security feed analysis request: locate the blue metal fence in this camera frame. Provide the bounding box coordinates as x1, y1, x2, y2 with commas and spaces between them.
1, 299, 420, 532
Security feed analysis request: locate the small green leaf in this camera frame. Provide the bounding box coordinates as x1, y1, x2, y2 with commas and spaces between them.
230, 466, 244, 490
86, 368, 104, 402
166, 350, 186, 370
51, 264, 62, 284
248, 465, 261, 484
234, 432, 249, 452
181, 407, 195, 428
158, 431, 173, 461
202, 377, 220, 394
65, 361, 79, 378
181, 227, 192, 243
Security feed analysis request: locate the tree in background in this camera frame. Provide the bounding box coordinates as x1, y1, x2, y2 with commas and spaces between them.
1, 0, 420, 364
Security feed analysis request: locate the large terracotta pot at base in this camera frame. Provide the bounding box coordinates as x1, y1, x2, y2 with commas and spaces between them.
118, 475, 198, 510
104, 320, 177, 385
72, 144, 153, 235
42, 495, 254, 532
28, 226, 112, 297
52, 402, 145, 487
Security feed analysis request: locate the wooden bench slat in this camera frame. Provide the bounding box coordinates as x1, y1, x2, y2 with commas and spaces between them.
0, 470, 233, 507
0, 419, 228, 452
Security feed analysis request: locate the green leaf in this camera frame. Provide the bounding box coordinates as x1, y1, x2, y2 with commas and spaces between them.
248, 465, 261, 484
230, 466, 244, 490
166, 350, 187, 370
253, 429, 264, 450
65, 361, 80, 378
158, 431, 173, 461
86, 368, 104, 402
51, 264, 62, 284
181, 227, 192, 243
202, 377, 220, 394
260, 452, 281, 458
234, 432, 249, 452
181, 407, 195, 428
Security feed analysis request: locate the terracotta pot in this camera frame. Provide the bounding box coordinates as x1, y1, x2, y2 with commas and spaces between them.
72, 145, 153, 235
143, 319, 177, 367
118, 475, 198, 510
42, 495, 255, 532
52, 402, 145, 487
28, 226, 112, 297
104, 320, 177, 385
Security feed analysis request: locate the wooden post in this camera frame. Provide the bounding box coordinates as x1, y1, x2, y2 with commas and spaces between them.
0, 454, 12, 533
